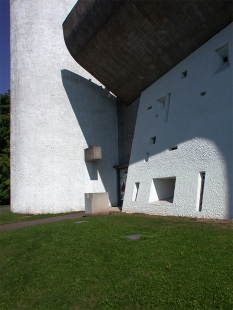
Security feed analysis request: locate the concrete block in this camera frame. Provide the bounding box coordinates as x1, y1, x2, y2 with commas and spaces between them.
85, 192, 109, 215
85, 146, 102, 162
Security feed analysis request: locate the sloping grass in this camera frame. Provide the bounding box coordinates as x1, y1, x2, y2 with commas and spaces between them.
0, 213, 233, 310
0, 211, 82, 225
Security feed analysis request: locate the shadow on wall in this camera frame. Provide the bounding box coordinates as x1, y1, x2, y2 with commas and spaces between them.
61, 70, 232, 219
128, 91, 232, 219
61, 69, 118, 206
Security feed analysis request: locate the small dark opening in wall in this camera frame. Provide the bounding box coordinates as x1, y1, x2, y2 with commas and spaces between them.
132, 182, 140, 201
169, 146, 178, 151
145, 152, 149, 162
151, 137, 156, 144
147, 106, 152, 110
156, 114, 158, 117
216, 44, 228, 65
181, 70, 187, 78
200, 91, 206, 96
198, 172, 205, 211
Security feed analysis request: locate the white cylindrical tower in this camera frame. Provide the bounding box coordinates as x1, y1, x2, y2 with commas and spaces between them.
10, 0, 118, 213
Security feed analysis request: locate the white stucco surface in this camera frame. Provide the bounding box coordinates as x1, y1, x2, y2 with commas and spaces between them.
11, 0, 118, 213
123, 24, 233, 220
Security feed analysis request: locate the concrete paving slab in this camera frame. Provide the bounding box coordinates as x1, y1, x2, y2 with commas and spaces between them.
124, 234, 142, 240
74, 220, 89, 224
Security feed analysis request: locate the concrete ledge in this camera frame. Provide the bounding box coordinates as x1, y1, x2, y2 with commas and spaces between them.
85, 193, 109, 215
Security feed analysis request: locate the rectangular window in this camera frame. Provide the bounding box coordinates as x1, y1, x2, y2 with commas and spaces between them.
132, 182, 140, 201
197, 172, 205, 211
149, 177, 176, 204
181, 70, 187, 78
169, 146, 178, 151
215, 43, 228, 63
145, 152, 149, 162
150, 137, 156, 144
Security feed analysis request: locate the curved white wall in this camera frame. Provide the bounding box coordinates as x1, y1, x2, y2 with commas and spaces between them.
123, 24, 233, 220
11, 0, 118, 213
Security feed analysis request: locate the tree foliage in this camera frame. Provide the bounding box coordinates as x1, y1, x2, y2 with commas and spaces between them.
0, 90, 10, 204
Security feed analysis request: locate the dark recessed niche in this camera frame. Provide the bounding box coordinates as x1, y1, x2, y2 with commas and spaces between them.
214, 43, 230, 75
197, 172, 206, 211
200, 91, 206, 96
216, 43, 228, 64
150, 137, 156, 144
147, 106, 152, 110
181, 70, 187, 78
157, 96, 166, 108
149, 177, 176, 204
145, 152, 149, 162
156, 114, 158, 117
132, 182, 140, 201
169, 146, 178, 151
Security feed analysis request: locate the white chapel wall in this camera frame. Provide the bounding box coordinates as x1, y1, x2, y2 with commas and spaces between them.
123, 23, 233, 220
10, 0, 118, 214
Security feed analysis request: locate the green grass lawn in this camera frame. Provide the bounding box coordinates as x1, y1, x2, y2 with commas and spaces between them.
0, 213, 233, 310
0, 211, 82, 225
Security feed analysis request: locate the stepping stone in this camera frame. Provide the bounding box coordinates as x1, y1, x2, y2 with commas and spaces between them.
74, 221, 89, 224
124, 234, 142, 240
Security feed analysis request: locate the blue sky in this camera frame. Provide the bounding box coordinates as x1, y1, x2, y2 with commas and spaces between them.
0, 0, 10, 94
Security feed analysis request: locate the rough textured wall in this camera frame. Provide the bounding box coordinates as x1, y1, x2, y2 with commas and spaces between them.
123, 24, 233, 220
11, 0, 118, 214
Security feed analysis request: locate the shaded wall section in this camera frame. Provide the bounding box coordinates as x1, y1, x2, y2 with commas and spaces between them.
62, 70, 119, 207
117, 98, 139, 165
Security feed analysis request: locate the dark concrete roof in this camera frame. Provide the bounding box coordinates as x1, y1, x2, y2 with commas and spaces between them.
63, 0, 232, 105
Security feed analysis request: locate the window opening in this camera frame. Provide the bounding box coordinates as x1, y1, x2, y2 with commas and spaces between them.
145, 152, 149, 162
149, 177, 176, 204
147, 106, 152, 110
215, 43, 228, 63
157, 96, 166, 106
197, 172, 205, 211
150, 137, 156, 144
169, 146, 178, 151
132, 182, 140, 201
181, 70, 187, 78
200, 91, 206, 96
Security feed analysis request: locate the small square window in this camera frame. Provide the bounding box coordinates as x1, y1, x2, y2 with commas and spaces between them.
169, 146, 178, 151
157, 96, 166, 105
150, 137, 156, 144
181, 70, 187, 78
215, 44, 228, 63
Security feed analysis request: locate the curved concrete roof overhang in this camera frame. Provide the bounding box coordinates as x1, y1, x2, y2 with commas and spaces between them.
63, 0, 233, 105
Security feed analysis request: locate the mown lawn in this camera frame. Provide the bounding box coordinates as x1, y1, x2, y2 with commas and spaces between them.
0, 213, 232, 310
